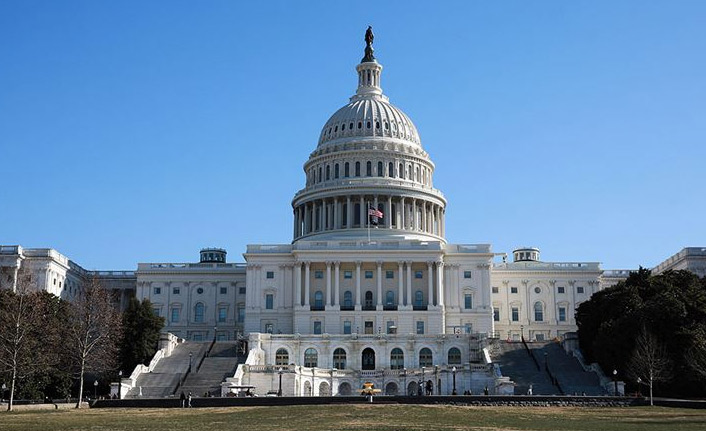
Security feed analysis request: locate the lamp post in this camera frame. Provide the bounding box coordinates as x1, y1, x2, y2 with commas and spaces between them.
189, 352, 193, 373
118, 371, 122, 400
421, 367, 425, 396
452, 366, 457, 395
1, 383, 6, 402
520, 325, 524, 341
277, 367, 283, 397
402, 368, 407, 396
434, 365, 439, 396
613, 369, 618, 396
94, 380, 98, 399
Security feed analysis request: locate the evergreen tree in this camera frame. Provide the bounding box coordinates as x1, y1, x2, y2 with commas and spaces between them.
120, 298, 164, 374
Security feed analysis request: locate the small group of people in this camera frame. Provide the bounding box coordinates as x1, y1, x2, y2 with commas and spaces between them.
179, 391, 193, 408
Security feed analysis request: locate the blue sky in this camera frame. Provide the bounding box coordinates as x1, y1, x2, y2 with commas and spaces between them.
1, 1, 704, 270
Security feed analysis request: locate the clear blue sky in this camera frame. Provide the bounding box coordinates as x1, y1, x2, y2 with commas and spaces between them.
1, 1, 704, 270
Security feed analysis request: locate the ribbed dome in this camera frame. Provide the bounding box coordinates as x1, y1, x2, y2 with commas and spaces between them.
318, 98, 421, 148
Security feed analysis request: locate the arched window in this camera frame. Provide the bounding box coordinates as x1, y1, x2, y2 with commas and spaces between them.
314, 291, 324, 309
362, 348, 375, 370
304, 348, 318, 367
344, 162, 350, 177
415, 166, 420, 182
534, 302, 544, 322
355, 162, 361, 177
317, 167, 322, 183
399, 163, 404, 179
414, 290, 424, 307
448, 347, 462, 365
388, 162, 394, 177
377, 161, 383, 177
333, 348, 347, 369
385, 290, 395, 306
343, 291, 353, 308
419, 348, 433, 367
364, 291, 374, 309
366, 161, 372, 176
326, 165, 330, 180
334, 163, 339, 179
390, 348, 404, 370
275, 348, 289, 366
194, 303, 204, 323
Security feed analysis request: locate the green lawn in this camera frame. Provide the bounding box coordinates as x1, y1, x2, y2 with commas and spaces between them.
1, 405, 704, 431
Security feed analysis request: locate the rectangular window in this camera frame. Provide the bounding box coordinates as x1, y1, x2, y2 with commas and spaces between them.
416, 321, 425, 335
493, 307, 500, 321
173, 287, 180, 295
218, 307, 227, 323
577, 286, 584, 294
344, 271, 352, 279
511, 307, 519, 322
559, 307, 567, 322
511, 287, 518, 294
171, 308, 179, 323
220, 287, 227, 295
343, 320, 352, 334
266, 271, 274, 279
464, 323, 472, 334
364, 321, 374, 334
265, 294, 274, 309
237, 305, 245, 322
153, 287, 161, 295
492, 286, 499, 294
239, 287, 246, 294
558, 286, 565, 294
265, 323, 274, 334
386, 270, 394, 279
386, 320, 396, 334
464, 271, 472, 279
153, 307, 160, 317
415, 270, 423, 279
314, 271, 323, 279
464, 294, 472, 309
313, 321, 322, 334
365, 270, 373, 279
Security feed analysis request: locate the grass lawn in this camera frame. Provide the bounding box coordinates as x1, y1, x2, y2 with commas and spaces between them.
0, 405, 705, 431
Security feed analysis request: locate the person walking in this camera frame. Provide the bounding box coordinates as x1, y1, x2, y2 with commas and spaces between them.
187, 391, 192, 408
180, 391, 186, 408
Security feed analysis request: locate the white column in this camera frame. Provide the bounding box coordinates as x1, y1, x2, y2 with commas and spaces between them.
387, 196, 392, 228
400, 197, 406, 229
304, 204, 310, 234
427, 261, 434, 307
304, 262, 311, 307
294, 262, 302, 307
293, 208, 297, 238
11, 266, 19, 293
422, 202, 427, 233
326, 261, 332, 307
333, 198, 339, 230
406, 261, 412, 308
376, 261, 383, 309
359, 195, 365, 227
397, 261, 404, 306
334, 262, 340, 306
437, 262, 444, 307
346, 196, 352, 228
355, 261, 362, 309
412, 199, 417, 230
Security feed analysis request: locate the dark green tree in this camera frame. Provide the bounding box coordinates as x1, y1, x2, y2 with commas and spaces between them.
119, 298, 164, 374
576, 268, 706, 397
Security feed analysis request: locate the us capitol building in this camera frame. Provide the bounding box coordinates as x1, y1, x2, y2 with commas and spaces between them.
1, 29, 704, 397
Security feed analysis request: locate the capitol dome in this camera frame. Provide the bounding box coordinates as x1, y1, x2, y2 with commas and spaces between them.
291, 28, 446, 244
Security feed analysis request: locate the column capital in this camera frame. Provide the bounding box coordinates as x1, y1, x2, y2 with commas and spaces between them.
521, 279, 529, 286
548, 279, 557, 286
502, 280, 509, 286
376, 261, 383, 267
326, 261, 333, 266
334, 261, 341, 268
436, 261, 444, 267
355, 261, 362, 267
568, 280, 576, 286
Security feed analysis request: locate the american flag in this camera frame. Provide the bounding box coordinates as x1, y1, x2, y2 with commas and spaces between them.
368, 207, 383, 219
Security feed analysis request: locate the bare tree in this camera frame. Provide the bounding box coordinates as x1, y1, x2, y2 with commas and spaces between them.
627, 327, 672, 406
68, 277, 122, 408
0, 267, 46, 411
685, 336, 706, 380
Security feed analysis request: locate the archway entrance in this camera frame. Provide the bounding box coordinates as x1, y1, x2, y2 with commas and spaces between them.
362, 348, 376, 370
338, 382, 352, 395
385, 382, 398, 395
319, 382, 330, 396
407, 381, 419, 396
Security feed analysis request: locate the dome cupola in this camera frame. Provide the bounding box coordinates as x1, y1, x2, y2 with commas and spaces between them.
291, 28, 447, 244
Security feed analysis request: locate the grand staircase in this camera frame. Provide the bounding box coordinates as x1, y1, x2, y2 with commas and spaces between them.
178, 342, 242, 397
124, 342, 208, 398
490, 340, 605, 396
